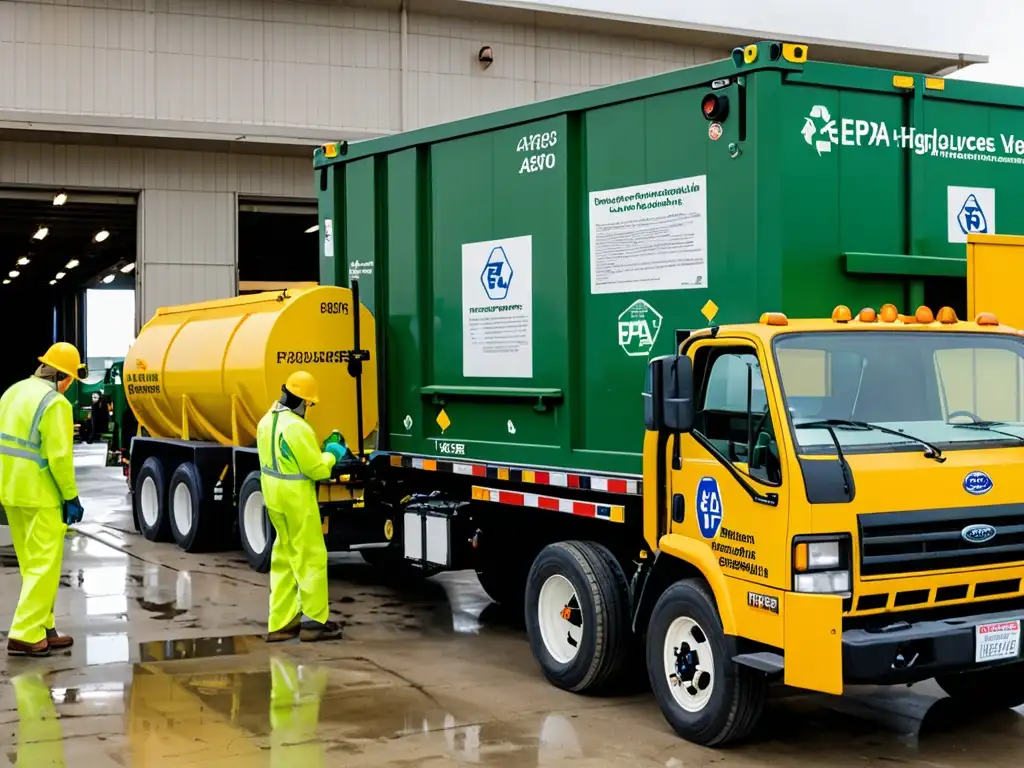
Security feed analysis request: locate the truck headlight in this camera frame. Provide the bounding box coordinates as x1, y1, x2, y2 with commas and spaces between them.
793, 535, 852, 596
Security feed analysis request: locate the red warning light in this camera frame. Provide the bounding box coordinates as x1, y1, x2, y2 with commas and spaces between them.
701, 93, 729, 122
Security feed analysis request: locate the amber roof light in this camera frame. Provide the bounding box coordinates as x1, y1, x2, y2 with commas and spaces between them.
759, 312, 788, 326
915, 306, 935, 324
832, 305, 852, 323
936, 306, 958, 324
858, 307, 877, 323
975, 312, 999, 326
879, 303, 899, 323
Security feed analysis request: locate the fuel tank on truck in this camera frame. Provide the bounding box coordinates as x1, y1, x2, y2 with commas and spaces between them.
123, 286, 378, 449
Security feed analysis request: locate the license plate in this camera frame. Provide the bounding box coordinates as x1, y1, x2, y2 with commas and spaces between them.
975, 620, 1021, 663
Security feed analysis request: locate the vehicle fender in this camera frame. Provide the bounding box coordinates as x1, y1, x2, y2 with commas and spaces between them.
635, 533, 737, 635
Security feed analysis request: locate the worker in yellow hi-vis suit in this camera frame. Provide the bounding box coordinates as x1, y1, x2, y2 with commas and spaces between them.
257, 370, 345, 643
0, 342, 85, 657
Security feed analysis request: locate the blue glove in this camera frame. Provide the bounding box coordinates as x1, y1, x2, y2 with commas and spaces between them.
325, 442, 348, 462
62, 497, 85, 526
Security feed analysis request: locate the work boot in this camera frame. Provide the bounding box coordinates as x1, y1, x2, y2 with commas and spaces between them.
266, 615, 301, 643
299, 620, 343, 643
45, 628, 74, 649
7, 637, 50, 657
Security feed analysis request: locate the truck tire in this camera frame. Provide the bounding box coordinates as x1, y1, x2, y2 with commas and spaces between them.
168, 462, 222, 553
135, 457, 172, 542
936, 662, 1024, 709
238, 471, 274, 573
525, 541, 631, 694
646, 579, 766, 746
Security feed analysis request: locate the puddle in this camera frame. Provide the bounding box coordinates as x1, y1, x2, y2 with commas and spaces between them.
138, 633, 265, 662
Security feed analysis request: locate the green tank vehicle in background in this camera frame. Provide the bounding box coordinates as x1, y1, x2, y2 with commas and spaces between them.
102, 360, 138, 469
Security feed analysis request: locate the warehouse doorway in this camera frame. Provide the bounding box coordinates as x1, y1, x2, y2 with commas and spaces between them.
238, 199, 318, 294
0, 187, 137, 393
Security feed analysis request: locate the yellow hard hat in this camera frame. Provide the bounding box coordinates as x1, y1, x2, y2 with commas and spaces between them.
39, 341, 84, 380
285, 370, 320, 404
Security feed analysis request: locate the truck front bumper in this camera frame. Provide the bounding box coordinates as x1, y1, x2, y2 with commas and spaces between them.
843, 606, 1023, 685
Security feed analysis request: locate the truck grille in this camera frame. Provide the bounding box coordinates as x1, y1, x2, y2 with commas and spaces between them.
859, 504, 1024, 576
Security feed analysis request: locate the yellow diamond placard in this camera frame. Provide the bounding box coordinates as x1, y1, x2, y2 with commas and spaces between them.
436, 408, 451, 433
701, 300, 719, 324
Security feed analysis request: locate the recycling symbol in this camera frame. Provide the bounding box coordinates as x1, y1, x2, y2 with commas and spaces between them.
801, 105, 839, 156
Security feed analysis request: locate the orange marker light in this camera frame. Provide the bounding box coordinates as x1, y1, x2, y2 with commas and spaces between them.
794, 543, 809, 573
937, 306, 958, 324
899, 314, 918, 325
879, 303, 899, 323
975, 312, 999, 326
858, 307, 877, 323
832, 305, 852, 323
759, 312, 788, 326
915, 306, 935, 324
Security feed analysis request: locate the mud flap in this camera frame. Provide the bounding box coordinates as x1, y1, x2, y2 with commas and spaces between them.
783, 592, 843, 695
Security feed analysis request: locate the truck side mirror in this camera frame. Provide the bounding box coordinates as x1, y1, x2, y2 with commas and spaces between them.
644, 355, 695, 433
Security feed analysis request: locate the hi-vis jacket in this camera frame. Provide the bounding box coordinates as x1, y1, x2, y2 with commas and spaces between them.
0, 377, 78, 509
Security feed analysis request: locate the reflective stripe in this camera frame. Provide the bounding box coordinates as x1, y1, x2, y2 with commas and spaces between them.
261, 466, 307, 481
260, 410, 308, 482
0, 387, 59, 465
0, 444, 49, 468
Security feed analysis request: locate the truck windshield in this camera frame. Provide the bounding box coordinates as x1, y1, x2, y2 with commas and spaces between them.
773, 331, 1024, 454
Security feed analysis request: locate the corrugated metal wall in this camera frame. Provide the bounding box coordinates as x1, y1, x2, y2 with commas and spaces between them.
0, 139, 313, 324
0, 0, 721, 139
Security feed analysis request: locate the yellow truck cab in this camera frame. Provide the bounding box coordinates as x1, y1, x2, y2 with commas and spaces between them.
639, 290, 1024, 745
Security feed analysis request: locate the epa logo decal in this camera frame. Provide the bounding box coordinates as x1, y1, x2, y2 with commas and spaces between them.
696, 476, 723, 539
480, 246, 513, 300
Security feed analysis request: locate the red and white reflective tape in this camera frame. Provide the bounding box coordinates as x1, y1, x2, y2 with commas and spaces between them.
471, 486, 626, 523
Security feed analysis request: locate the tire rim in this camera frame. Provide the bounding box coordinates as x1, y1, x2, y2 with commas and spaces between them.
140, 476, 159, 527
537, 574, 584, 664
663, 616, 715, 713
172, 482, 193, 536
243, 491, 268, 554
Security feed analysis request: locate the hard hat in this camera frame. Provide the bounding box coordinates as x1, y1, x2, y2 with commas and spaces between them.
284, 370, 320, 404
39, 341, 84, 380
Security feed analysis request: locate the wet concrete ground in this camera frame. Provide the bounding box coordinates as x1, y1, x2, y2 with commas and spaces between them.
0, 445, 1022, 765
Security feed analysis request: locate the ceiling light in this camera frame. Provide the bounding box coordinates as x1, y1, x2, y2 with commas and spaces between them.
93, 230, 110, 243
49, 279, 57, 285
2, 280, 9, 285
55, 271, 65, 280
102, 274, 116, 284
8, 270, 18, 278
17, 256, 29, 266
305, 224, 319, 234
33, 226, 48, 241
120, 262, 136, 273
53, 191, 67, 206
66, 259, 79, 269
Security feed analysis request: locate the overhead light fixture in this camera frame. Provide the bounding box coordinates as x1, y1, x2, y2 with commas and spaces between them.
120, 262, 136, 273
93, 229, 110, 243
33, 226, 49, 241
66, 259, 79, 269
305, 224, 319, 234
53, 191, 67, 206
17, 256, 29, 266
2, 280, 9, 285
49, 279, 57, 285
55, 271, 66, 280
102, 274, 116, 284
8, 270, 19, 278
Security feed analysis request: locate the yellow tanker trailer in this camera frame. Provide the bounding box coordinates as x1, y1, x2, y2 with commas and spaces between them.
124, 285, 377, 569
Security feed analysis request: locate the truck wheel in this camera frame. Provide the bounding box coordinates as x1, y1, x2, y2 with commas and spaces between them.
238, 471, 274, 573
936, 662, 1024, 709
135, 457, 172, 542
525, 541, 631, 694
647, 579, 766, 746
168, 462, 222, 553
